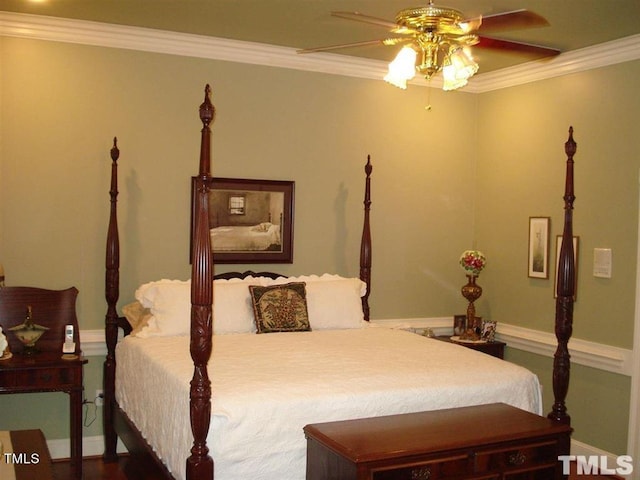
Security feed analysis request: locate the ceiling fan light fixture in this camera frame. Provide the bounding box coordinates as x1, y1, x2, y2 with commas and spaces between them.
384, 45, 417, 89
448, 48, 479, 80
442, 69, 468, 91
441, 56, 464, 90
304, 3, 557, 94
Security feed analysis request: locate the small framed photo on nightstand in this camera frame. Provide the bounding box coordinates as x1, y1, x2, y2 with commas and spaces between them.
453, 315, 466, 336
481, 320, 497, 342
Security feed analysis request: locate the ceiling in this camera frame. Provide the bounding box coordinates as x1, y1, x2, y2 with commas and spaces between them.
3, 0, 640, 74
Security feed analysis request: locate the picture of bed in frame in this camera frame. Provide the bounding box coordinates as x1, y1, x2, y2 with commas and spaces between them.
102, 85, 577, 480
190, 177, 295, 264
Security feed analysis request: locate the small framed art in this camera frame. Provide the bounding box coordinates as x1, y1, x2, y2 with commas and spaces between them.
528, 217, 550, 278
481, 320, 497, 342
453, 314, 466, 336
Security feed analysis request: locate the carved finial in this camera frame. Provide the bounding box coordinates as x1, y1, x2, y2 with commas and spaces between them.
110, 137, 120, 163
565, 126, 577, 158
199, 84, 216, 127
365, 155, 372, 176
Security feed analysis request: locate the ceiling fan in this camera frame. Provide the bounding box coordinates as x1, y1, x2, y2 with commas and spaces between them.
297, 1, 560, 91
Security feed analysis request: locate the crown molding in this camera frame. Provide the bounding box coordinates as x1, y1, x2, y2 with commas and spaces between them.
469, 33, 640, 93
1, 11, 639, 93
0, 11, 389, 80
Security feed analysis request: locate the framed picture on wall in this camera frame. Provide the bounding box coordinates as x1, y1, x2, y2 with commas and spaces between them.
191, 177, 295, 264
528, 217, 550, 278
554, 235, 579, 300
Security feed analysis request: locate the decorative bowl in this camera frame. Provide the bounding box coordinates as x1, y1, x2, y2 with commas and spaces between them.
9, 322, 49, 354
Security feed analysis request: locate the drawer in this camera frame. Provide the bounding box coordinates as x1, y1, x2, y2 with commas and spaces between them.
0, 366, 80, 390
503, 466, 557, 479
372, 454, 476, 480
474, 440, 558, 473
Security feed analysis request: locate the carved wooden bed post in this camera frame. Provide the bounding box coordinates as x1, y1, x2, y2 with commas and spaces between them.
186, 85, 215, 480
360, 155, 372, 321
548, 126, 577, 426
103, 138, 120, 462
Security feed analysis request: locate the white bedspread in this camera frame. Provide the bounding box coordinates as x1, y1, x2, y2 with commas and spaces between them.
210, 224, 280, 251
116, 326, 541, 480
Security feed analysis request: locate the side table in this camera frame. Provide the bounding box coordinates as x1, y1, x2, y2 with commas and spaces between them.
0, 352, 87, 479
0, 285, 86, 480
434, 335, 505, 359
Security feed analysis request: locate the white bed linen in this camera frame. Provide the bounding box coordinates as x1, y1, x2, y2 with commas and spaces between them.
115, 326, 541, 480
210, 224, 280, 251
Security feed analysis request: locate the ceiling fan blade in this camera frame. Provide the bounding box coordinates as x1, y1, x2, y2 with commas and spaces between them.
331, 11, 399, 30
477, 36, 560, 58
478, 9, 550, 33
297, 38, 408, 54
458, 15, 483, 34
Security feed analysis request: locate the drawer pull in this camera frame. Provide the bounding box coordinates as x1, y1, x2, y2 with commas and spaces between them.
411, 466, 431, 480
508, 451, 527, 466
40, 373, 53, 382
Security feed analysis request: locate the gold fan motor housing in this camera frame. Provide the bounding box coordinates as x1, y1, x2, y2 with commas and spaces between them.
395, 5, 465, 34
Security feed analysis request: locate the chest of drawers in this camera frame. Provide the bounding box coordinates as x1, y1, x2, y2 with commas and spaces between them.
304, 403, 571, 480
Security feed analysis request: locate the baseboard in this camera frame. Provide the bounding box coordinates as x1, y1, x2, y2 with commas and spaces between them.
571, 439, 631, 479
47, 435, 126, 460
49, 434, 626, 478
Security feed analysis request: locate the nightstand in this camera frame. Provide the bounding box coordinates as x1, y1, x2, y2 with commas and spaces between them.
434, 335, 506, 359
0, 286, 87, 480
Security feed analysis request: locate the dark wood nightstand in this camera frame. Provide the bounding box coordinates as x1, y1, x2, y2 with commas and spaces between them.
434, 335, 506, 359
0, 286, 87, 480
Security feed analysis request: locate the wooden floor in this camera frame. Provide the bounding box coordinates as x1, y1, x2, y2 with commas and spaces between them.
52, 456, 129, 480
51, 456, 623, 479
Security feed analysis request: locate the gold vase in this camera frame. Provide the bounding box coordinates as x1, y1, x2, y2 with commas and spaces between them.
460, 275, 482, 341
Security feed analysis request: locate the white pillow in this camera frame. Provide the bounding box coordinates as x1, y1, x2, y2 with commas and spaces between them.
214, 280, 258, 334
134, 277, 263, 337
267, 274, 367, 329
135, 279, 190, 337
133, 274, 367, 336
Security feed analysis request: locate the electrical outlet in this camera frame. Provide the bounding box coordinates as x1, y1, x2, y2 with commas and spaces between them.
95, 389, 104, 407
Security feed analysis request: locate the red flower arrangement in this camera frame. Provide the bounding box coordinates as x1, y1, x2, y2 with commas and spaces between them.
459, 250, 486, 276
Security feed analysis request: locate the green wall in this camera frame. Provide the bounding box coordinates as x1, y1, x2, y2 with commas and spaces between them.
476, 62, 640, 348
1, 34, 638, 457
0, 37, 477, 323
475, 60, 640, 454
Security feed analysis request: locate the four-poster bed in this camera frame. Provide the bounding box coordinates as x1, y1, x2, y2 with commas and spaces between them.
102, 85, 576, 480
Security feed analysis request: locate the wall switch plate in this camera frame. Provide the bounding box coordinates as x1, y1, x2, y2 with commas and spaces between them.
593, 248, 612, 278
